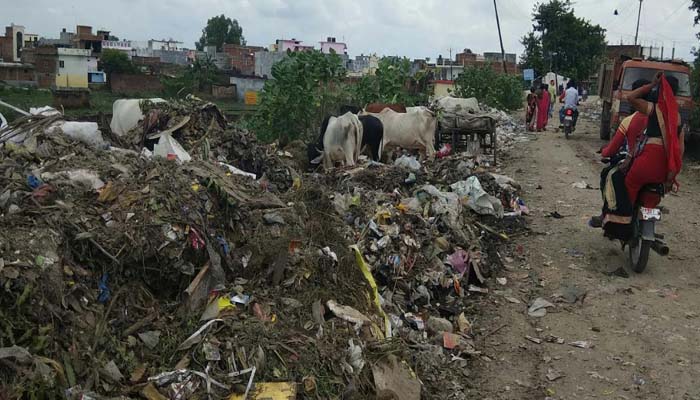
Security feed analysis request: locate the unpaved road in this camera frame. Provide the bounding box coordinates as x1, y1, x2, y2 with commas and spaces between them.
472, 105, 700, 399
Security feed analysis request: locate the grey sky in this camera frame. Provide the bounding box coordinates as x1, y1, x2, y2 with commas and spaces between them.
4, 0, 699, 61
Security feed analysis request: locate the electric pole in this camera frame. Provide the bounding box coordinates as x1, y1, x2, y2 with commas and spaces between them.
634, 0, 643, 46
493, 0, 508, 74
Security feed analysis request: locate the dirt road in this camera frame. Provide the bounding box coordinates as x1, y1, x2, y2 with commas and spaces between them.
472, 104, 700, 399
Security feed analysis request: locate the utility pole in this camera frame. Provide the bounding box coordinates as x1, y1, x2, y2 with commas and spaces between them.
449, 47, 453, 81
672, 41, 676, 59
634, 0, 643, 46
493, 0, 508, 74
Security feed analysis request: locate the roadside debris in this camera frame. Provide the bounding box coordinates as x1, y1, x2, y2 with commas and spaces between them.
528, 298, 555, 317
0, 97, 529, 399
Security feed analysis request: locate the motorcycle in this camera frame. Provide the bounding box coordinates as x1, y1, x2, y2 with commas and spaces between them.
563, 107, 575, 139
602, 153, 669, 272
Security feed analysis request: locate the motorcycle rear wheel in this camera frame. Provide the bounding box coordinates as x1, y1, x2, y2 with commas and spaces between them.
628, 237, 651, 273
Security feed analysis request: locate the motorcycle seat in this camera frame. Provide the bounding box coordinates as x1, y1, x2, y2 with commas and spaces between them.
640, 183, 665, 195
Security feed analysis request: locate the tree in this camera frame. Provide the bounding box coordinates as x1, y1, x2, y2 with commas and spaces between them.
196, 15, 245, 51
99, 49, 137, 88
250, 51, 348, 144
520, 0, 606, 82
453, 64, 524, 110
352, 57, 427, 106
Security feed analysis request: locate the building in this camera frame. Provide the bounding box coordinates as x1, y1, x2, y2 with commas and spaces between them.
25, 46, 58, 88
73, 25, 107, 54
254, 50, 286, 78
274, 39, 314, 52
87, 53, 106, 84
0, 62, 35, 86
102, 40, 133, 55
348, 54, 379, 76
222, 44, 264, 75
0, 24, 26, 62
320, 37, 347, 55
454, 48, 519, 74
56, 48, 90, 88
149, 39, 183, 51
483, 52, 517, 64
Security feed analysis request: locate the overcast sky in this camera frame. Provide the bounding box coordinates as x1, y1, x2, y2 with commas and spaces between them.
5, 0, 699, 61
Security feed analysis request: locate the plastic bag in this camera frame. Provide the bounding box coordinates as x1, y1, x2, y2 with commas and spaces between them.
394, 155, 421, 171
48, 121, 107, 149
153, 133, 191, 164
450, 176, 504, 218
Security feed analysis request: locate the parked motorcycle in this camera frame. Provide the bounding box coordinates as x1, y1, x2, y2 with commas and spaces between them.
602, 154, 669, 272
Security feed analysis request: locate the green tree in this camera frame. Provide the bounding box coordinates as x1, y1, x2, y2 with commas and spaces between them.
352, 57, 427, 106
196, 15, 245, 51
250, 51, 348, 144
99, 49, 137, 88
100, 49, 136, 75
453, 64, 523, 110
520, 0, 606, 82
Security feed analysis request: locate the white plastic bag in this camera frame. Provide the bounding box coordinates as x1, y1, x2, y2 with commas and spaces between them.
451, 176, 504, 218
394, 155, 421, 171
153, 133, 191, 164
48, 121, 107, 149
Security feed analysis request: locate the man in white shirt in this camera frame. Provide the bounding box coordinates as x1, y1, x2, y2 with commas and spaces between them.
559, 81, 579, 128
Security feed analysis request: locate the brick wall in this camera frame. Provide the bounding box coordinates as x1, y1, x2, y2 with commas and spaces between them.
0, 37, 13, 61
0, 64, 36, 84
111, 73, 163, 95
222, 44, 264, 75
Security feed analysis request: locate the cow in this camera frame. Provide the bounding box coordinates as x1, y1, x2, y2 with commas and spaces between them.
308, 113, 383, 167
307, 112, 363, 170
366, 108, 437, 160
364, 103, 407, 113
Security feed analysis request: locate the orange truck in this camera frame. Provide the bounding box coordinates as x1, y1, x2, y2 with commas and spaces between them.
598, 57, 692, 140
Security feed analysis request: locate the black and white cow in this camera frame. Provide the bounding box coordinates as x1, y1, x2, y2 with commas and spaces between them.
308, 110, 384, 167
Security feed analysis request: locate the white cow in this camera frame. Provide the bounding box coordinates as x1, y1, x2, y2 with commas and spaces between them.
110, 98, 166, 137
321, 112, 363, 170
433, 96, 480, 114
367, 108, 437, 159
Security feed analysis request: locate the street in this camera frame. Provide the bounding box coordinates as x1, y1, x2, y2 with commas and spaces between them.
473, 101, 700, 399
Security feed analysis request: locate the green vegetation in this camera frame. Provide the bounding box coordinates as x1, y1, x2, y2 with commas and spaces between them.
453, 64, 523, 110
162, 57, 222, 96
196, 14, 245, 51
520, 0, 606, 83
99, 49, 137, 76
352, 57, 429, 106
250, 50, 349, 144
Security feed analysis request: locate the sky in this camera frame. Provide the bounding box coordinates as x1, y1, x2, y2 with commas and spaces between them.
3, 0, 699, 62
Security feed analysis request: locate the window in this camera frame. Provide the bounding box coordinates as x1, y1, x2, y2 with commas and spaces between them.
621, 67, 691, 97
59, 60, 64, 68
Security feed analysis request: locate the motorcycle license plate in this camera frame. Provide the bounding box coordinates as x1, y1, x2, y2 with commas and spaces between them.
564, 116, 573, 121
640, 207, 661, 221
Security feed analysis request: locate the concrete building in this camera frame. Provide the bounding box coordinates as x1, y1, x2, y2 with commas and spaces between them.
222, 43, 264, 75
483, 52, 517, 64
0, 24, 26, 62
56, 48, 90, 88
254, 50, 287, 78
229, 75, 266, 100
74, 25, 107, 54
274, 39, 314, 52
454, 48, 519, 74
149, 39, 183, 51
348, 54, 379, 76
320, 37, 347, 55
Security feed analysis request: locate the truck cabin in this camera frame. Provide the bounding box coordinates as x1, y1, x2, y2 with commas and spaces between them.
613, 59, 692, 127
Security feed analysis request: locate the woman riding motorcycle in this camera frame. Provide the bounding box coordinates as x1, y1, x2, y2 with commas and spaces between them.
590, 72, 684, 239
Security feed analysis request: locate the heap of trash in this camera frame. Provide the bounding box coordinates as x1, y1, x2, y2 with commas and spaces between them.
0, 97, 529, 399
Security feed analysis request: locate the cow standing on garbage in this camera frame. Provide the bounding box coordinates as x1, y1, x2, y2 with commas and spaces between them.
312, 112, 364, 170
309, 112, 384, 167
365, 107, 437, 160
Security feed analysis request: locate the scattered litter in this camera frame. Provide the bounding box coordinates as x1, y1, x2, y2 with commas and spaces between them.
525, 335, 542, 344
394, 155, 421, 171
569, 340, 594, 349
546, 368, 565, 382
528, 298, 555, 317
571, 181, 593, 190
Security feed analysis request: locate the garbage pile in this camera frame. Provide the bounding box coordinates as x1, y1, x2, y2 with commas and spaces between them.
0, 98, 529, 399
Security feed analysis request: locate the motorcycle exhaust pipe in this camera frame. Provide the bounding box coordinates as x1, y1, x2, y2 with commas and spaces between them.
651, 240, 669, 256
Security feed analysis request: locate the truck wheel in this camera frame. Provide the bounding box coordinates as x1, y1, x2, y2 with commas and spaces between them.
600, 102, 611, 140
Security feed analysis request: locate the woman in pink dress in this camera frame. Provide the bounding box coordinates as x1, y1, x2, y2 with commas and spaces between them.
536, 84, 550, 132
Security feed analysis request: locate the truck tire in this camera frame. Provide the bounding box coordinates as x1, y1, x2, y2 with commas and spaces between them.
600, 102, 611, 140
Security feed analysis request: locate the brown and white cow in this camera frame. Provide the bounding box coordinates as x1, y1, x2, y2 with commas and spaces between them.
364, 103, 407, 113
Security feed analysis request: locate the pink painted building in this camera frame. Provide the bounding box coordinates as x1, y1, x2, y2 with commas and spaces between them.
275, 39, 314, 52
320, 37, 347, 55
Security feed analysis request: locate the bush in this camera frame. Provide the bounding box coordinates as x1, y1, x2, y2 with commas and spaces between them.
453, 64, 524, 111
250, 50, 349, 144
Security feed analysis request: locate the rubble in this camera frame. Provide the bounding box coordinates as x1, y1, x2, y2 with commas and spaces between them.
0, 98, 530, 399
